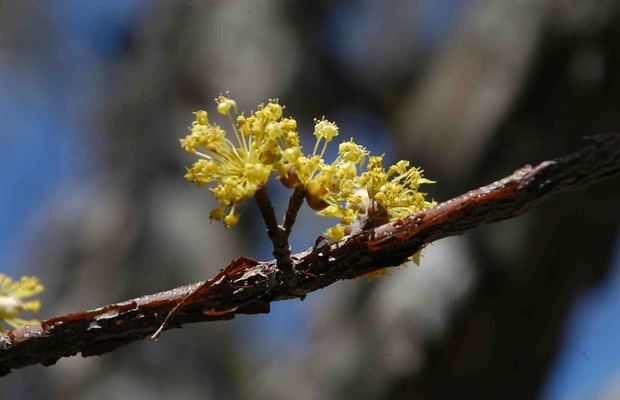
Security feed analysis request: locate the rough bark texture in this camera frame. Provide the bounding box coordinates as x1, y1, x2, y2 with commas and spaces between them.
0, 133, 618, 377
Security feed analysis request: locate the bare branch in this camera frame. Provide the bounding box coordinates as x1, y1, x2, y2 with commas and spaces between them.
282, 188, 306, 235
1, 133, 618, 376
253, 186, 297, 288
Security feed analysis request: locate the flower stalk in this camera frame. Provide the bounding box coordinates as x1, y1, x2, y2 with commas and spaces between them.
254, 186, 297, 288
282, 187, 306, 235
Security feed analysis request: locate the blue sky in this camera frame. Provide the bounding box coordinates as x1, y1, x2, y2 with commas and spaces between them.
0, 1, 147, 274
543, 233, 620, 399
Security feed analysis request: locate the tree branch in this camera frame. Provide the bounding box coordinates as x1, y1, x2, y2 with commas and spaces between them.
253, 186, 297, 288
282, 188, 306, 235
1, 133, 618, 376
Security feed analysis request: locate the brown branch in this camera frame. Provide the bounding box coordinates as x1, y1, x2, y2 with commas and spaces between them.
253, 186, 297, 288
1, 133, 619, 376
282, 188, 306, 235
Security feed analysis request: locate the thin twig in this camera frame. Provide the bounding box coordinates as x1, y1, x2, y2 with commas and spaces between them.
282, 188, 306, 235
254, 186, 297, 288
0, 133, 618, 376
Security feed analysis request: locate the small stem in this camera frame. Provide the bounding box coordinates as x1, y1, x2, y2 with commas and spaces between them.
282, 188, 306, 236
312, 138, 321, 155
254, 187, 297, 288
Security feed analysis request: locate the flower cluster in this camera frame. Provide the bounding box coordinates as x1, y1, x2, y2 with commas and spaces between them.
0, 274, 44, 332
180, 94, 435, 239
181, 94, 299, 227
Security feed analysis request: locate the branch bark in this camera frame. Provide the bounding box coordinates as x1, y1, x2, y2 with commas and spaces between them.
282, 188, 306, 234
1, 133, 619, 376
253, 186, 297, 288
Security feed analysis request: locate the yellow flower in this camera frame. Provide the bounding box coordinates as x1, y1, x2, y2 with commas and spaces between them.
338, 140, 366, 163
0, 274, 44, 332
314, 154, 435, 243
313, 118, 339, 141
361, 157, 436, 221
180, 93, 436, 243
181, 95, 300, 227
325, 225, 345, 241
194, 110, 208, 125
223, 213, 240, 228
216, 93, 238, 115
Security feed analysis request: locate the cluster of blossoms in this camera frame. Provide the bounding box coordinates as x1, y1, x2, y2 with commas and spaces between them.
180, 94, 435, 241
181, 95, 298, 227
0, 274, 44, 332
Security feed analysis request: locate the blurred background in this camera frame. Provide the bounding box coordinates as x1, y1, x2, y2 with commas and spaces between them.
1, 0, 619, 399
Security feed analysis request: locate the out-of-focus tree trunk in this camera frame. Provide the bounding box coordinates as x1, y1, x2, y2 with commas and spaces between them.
390, 2, 620, 398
